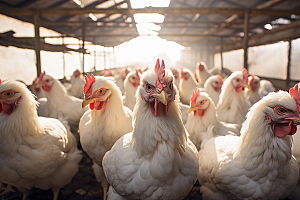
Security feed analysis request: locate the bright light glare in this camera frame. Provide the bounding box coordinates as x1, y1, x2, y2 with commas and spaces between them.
130, 0, 170, 8
136, 23, 161, 36
134, 13, 165, 23
264, 24, 272, 30
115, 36, 184, 64
89, 13, 98, 21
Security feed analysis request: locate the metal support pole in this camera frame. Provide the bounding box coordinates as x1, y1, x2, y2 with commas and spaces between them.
62, 36, 66, 78
82, 23, 86, 73
286, 40, 292, 90
93, 37, 96, 71
34, 9, 41, 77
220, 37, 224, 74
243, 9, 250, 70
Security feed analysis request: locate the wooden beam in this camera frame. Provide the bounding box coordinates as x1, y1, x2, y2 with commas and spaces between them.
286, 40, 292, 88
1, 8, 299, 16
34, 10, 41, 77
36, 34, 239, 38
243, 9, 250, 70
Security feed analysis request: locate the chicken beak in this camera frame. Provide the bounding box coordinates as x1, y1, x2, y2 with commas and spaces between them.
286, 117, 300, 125
151, 90, 168, 105
35, 83, 43, 88
82, 97, 95, 108
188, 105, 199, 113
241, 83, 250, 89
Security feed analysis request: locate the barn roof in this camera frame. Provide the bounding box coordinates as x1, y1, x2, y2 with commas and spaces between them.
0, 0, 300, 50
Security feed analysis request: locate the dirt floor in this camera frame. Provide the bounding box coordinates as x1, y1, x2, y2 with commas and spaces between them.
0, 152, 203, 200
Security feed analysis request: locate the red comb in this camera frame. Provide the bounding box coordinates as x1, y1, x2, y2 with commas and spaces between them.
0, 79, 1, 84
32, 77, 38, 85
110, 70, 114, 76
249, 74, 255, 84
154, 59, 167, 91
135, 69, 140, 79
83, 74, 95, 96
39, 71, 46, 83
242, 68, 248, 83
117, 69, 120, 73
217, 75, 223, 84
289, 84, 300, 113
102, 70, 107, 75
190, 87, 200, 106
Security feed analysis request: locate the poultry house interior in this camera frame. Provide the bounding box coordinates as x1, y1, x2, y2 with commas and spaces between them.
0, 0, 300, 200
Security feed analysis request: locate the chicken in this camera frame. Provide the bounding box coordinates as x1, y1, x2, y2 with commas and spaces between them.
185, 88, 240, 151
0, 79, 82, 200
170, 67, 180, 90
259, 79, 276, 97
179, 68, 201, 105
29, 77, 46, 99
113, 69, 126, 95
67, 69, 85, 99
195, 60, 211, 87
79, 74, 133, 200
245, 75, 261, 106
217, 68, 251, 125
123, 69, 141, 111
289, 128, 300, 199
203, 75, 223, 106
198, 84, 300, 200
37, 71, 87, 142
102, 59, 199, 200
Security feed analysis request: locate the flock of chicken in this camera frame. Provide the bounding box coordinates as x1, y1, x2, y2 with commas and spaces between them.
1, 58, 300, 200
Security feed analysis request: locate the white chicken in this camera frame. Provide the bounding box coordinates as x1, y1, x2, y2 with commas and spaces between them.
203, 75, 223, 106
29, 77, 46, 99
217, 68, 251, 125
67, 69, 85, 99
185, 88, 240, 151
245, 75, 261, 106
103, 59, 199, 200
123, 69, 141, 111
195, 60, 211, 87
0, 79, 82, 200
290, 125, 300, 199
198, 84, 300, 200
259, 79, 276, 97
37, 71, 87, 141
78, 74, 133, 200
179, 68, 201, 105
170, 67, 180, 90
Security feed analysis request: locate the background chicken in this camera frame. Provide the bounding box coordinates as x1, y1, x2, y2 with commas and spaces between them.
170, 67, 180, 90
185, 88, 240, 150
259, 79, 276, 97
29, 77, 46, 99
67, 69, 85, 99
103, 59, 199, 200
198, 84, 300, 199
217, 68, 251, 125
123, 69, 141, 111
245, 74, 261, 106
37, 71, 88, 142
195, 60, 211, 87
179, 68, 201, 105
289, 128, 300, 199
78, 74, 133, 200
0, 79, 82, 200
203, 75, 223, 106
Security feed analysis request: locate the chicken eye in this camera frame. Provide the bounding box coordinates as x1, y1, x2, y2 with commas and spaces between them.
132, 77, 136, 80
169, 83, 173, 90
4, 90, 13, 96
146, 84, 151, 91
236, 78, 240, 82
200, 100, 205, 105
46, 79, 50, 83
277, 107, 286, 114
99, 88, 106, 95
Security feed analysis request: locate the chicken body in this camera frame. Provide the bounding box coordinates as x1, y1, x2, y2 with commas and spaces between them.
185, 90, 240, 151
199, 89, 300, 200
217, 69, 251, 125
203, 75, 223, 106
67, 69, 85, 99
245, 75, 261, 106
79, 75, 133, 199
103, 60, 199, 200
259, 79, 276, 97
0, 80, 82, 200
38, 72, 87, 140
195, 61, 211, 87
123, 70, 141, 111
179, 68, 201, 105
289, 129, 300, 199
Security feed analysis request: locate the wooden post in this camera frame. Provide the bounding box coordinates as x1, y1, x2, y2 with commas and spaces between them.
62, 36, 66, 78
93, 37, 96, 71
220, 37, 224, 74
82, 23, 86, 73
243, 9, 250, 70
34, 9, 41, 77
286, 40, 292, 90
